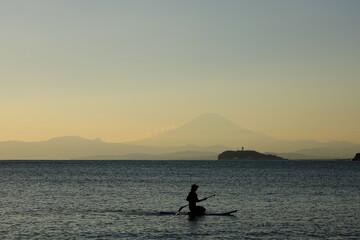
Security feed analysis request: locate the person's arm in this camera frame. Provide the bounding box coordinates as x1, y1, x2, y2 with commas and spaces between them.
198, 197, 208, 202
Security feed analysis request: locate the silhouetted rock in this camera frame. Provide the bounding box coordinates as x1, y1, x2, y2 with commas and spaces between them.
218, 150, 286, 160
353, 153, 360, 161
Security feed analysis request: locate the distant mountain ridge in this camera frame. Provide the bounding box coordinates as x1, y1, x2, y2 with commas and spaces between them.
74, 151, 219, 160
0, 113, 359, 159
0, 136, 225, 160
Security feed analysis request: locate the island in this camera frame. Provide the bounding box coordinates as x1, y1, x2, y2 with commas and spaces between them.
218, 150, 286, 160
353, 153, 360, 161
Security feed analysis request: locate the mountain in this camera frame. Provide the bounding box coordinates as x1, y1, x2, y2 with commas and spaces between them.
131, 113, 359, 158
0, 136, 123, 160
131, 113, 276, 150
0, 114, 359, 159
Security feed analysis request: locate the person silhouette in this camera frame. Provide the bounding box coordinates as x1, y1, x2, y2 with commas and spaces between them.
186, 184, 207, 215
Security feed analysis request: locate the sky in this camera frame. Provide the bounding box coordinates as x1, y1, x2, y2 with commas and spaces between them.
1, 0, 360, 143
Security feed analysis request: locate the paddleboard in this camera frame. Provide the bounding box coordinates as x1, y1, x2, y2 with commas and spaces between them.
160, 210, 237, 216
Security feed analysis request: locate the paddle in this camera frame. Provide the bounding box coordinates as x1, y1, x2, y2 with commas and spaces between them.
176, 194, 215, 214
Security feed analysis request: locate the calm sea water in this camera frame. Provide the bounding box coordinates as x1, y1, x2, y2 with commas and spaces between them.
0, 160, 359, 239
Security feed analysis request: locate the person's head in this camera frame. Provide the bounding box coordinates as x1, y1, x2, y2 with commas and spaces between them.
191, 184, 199, 191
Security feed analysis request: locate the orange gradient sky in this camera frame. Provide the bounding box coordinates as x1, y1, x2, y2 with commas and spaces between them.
1, 1, 360, 143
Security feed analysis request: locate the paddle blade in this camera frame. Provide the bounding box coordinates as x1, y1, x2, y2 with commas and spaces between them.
177, 205, 186, 212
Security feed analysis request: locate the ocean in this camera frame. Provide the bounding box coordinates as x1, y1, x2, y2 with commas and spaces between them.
1, 160, 359, 239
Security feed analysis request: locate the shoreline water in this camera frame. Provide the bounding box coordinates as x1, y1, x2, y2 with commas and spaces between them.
0, 158, 354, 161
1, 160, 359, 239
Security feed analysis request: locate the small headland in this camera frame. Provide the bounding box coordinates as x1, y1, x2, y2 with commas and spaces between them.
218, 150, 286, 160
353, 153, 360, 161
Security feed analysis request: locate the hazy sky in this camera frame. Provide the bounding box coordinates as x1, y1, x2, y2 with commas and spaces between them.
1, 0, 360, 143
